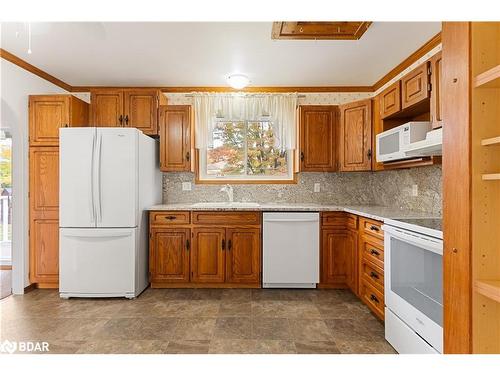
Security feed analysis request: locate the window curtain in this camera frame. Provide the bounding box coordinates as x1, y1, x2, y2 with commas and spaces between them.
193, 93, 298, 151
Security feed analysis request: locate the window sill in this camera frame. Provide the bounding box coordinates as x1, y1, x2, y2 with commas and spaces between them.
195, 174, 298, 185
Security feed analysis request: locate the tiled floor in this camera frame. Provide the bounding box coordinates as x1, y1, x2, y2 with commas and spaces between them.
0, 288, 396, 354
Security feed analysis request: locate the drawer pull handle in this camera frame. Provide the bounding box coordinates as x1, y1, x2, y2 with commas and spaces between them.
222, 239, 226, 250
186, 239, 190, 251
370, 294, 379, 303
228, 239, 232, 251
369, 225, 380, 232
165, 215, 176, 220
370, 271, 379, 280
370, 249, 380, 256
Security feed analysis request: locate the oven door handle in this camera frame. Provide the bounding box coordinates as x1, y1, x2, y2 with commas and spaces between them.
384, 226, 443, 255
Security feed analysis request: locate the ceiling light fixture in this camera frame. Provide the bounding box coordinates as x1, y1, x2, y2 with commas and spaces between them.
227, 74, 250, 89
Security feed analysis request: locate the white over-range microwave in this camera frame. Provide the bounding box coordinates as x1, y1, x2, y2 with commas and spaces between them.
376, 122, 431, 162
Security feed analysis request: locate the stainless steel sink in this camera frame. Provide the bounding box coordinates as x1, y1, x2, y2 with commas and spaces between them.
191, 202, 260, 208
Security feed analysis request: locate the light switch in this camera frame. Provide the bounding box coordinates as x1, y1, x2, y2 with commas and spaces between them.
314, 183, 321, 193
182, 182, 192, 191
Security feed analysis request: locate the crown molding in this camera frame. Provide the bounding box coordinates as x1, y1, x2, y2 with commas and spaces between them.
0, 48, 73, 92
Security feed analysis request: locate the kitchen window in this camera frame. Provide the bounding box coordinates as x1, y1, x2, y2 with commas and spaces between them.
198, 119, 294, 182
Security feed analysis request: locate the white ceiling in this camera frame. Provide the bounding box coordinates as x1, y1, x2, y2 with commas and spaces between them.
0, 22, 441, 87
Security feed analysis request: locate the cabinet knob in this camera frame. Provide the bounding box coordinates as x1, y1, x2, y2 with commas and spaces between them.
119, 115, 123, 125
300, 152, 304, 161
124, 115, 129, 125
186, 152, 190, 162
370, 271, 379, 280
370, 294, 379, 303
369, 225, 379, 232
370, 248, 380, 256
165, 215, 176, 220
367, 149, 372, 160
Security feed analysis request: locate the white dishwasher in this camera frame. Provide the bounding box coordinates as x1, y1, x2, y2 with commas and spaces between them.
263, 212, 320, 288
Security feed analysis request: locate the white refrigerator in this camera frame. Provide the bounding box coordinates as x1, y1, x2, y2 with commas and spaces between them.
59, 128, 161, 299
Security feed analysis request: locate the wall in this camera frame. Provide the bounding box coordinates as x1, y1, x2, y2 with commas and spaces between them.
163, 165, 442, 216
1, 59, 68, 294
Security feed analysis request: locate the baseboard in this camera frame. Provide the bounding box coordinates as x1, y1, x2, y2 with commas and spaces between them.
151, 282, 261, 289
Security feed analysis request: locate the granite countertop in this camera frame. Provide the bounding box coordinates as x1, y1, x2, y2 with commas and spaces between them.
147, 203, 439, 223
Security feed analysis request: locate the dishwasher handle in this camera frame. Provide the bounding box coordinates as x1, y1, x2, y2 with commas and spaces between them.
263, 218, 319, 223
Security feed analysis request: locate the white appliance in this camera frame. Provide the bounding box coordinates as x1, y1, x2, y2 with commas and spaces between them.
404, 128, 443, 157
383, 218, 443, 354
263, 212, 319, 288
376, 121, 431, 162
59, 128, 161, 299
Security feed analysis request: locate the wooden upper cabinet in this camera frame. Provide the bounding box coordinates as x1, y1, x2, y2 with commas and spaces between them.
29, 147, 60, 284
191, 228, 225, 283
430, 51, 443, 129
29, 95, 89, 146
90, 90, 123, 127
299, 106, 338, 172
401, 62, 430, 109
159, 105, 192, 172
339, 99, 372, 171
123, 90, 160, 135
150, 228, 190, 283
379, 81, 401, 119
225, 228, 260, 284
371, 96, 384, 171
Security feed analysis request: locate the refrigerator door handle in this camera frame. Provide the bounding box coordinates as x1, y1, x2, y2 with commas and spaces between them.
89, 131, 96, 223
96, 132, 103, 223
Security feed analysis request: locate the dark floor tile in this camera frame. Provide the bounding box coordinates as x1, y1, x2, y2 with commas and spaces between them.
94, 318, 143, 340
191, 289, 223, 300
136, 317, 178, 340
61, 318, 110, 340
289, 319, 334, 341
251, 289, 283, 301
283, 301, 322, 318
173, 318, 216, 340
220, 289, 252, 301
251, 301, 289, 317
214, 317, 252, 339
279, 290, 316, 301
166, 340, 210, 354
295, 341, 341, 354
156, 289, 195, 300
252, 318, 292, 340
219, 301, 252, 317
324, 318, 375, 341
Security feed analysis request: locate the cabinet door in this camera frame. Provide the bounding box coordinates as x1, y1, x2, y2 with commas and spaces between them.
29, 147, 60, 285
401, 62, 430, 109
191, 228, 225, 283
159, 105, 191, 172
150, 228, 190, 283
90, 90, 123, 127
299, 106, 337, 172
225, 228, 260, 284
379, 81, 401, 119
339, 99, 372, 171
430, 52, 443, 129
29, 96, 70, 146
124, 90, 159, 135
321, 229, 355, 288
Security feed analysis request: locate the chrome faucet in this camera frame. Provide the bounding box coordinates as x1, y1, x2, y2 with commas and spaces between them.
220, 184, 234, 203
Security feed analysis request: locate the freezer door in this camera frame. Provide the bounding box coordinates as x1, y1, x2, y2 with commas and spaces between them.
59, 128, 97, 227
59, 228, 135, 296
96, 128, 138, 227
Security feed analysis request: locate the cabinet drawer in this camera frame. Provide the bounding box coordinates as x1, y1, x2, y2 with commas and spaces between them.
360, 279, 385, 320
321, 212, 358, 229
192, 211, 261, 226
361, 260, 384, 292
359, 217, 384, 240
360, 235, 384, 269
150, 211, 190, 225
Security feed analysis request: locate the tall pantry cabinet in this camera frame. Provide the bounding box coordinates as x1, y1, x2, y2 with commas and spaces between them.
29, 95, 89, 288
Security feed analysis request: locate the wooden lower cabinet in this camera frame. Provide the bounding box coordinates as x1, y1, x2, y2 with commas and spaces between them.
225, 228, 260, 284
321, 228, 357, 289
29, 147, 60, 287
149, 211, 261, 287
191, 228, 226, 283
149, 228, 190, 283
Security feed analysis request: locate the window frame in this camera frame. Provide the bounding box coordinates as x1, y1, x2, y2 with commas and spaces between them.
195, 119, 297, 184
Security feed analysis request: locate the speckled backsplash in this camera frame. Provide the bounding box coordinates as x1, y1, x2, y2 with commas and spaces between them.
162, 165, 442, 216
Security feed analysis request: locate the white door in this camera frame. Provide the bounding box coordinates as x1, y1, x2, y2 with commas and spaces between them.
59, 228, 135, 295
96, 128, 138, 228
59, 128, 97, 228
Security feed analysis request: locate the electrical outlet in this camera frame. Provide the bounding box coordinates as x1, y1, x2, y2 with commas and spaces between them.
411, 184, 418, 197
182, 182, 192, 191
314, 183, 321, 193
